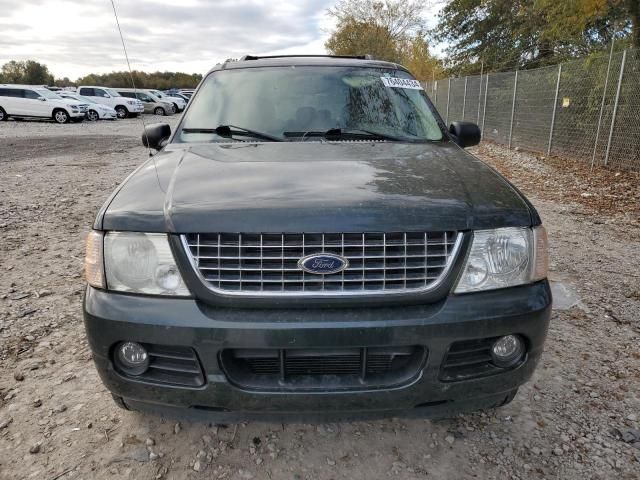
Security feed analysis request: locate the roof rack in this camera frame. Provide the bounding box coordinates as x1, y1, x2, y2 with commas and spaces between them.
238, 54, 375, 61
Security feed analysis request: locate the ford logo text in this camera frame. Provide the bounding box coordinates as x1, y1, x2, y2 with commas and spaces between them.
298, 253, 349, 275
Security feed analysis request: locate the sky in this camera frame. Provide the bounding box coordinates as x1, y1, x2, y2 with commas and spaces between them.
0, 0, 443, 80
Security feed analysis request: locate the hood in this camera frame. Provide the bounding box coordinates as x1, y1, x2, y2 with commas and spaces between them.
99, 141, 534, 233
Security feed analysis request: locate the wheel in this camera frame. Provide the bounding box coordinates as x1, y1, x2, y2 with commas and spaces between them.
154, 107, 166, 116
0, 107, 7, 121
53, 109, 70, 124
115, 105, 128, 119
87, 109, 99, 121
171, 103, 178, 113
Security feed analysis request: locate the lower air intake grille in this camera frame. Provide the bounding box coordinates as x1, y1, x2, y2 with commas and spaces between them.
221, 346, 426, 392
440, 338, 523, 382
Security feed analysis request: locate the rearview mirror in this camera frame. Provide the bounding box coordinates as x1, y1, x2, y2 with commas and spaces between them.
449, 122, 481, 148
142, 123, 171, 150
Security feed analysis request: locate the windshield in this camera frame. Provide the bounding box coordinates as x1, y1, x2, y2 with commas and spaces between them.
146, 91, 161, 102
36, 89, 62, 100
178, 66, 444, 143
104, 88, 121, 97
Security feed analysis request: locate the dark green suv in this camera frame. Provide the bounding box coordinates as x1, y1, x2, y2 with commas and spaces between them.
83, 55, 551, 421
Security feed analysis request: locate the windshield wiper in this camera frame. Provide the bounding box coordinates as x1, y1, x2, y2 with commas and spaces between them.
181, 125, 283, 142
282, 128, 412, 142
324, 128, 406, 142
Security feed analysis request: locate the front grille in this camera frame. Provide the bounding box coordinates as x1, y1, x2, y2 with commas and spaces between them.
440, 338, 524, 382
114, 344, 205, 387
220, 346, 426, 391
182, 232, 461, 296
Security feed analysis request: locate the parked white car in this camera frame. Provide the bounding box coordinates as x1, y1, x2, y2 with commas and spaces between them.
0, 84, 88, 123
148, 89, 186, 112
57, 92, 117, 121
76, 86, 144, 119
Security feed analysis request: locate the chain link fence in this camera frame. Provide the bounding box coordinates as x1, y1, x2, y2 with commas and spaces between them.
424, 48, 640, 171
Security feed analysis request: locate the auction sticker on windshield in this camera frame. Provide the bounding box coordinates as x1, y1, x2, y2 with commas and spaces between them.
381, 77, 424, 89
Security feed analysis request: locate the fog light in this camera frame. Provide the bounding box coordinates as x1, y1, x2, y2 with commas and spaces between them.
491, 335, 525, 368
116, 342, 149, 375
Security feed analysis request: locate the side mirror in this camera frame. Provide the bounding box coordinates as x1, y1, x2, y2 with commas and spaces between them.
142, 123, 171, 150
449, 122, 481, 148
38, 97, 46, 101
103, 94, 110, 98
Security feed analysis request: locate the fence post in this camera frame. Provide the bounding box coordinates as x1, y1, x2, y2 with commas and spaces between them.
462, 76, 468, 119
446, 78, 451, 124
547, 63, 562, 156
481, 74, 489, 137
591, 39, 616, 169
432, 72, 436, 98
477, 62, 484, 124
508, 70, 519, 149
605, 49, 627, 166
434, 80, 438, 106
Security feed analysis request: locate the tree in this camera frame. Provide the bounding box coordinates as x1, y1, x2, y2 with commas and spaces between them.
0, 60, 54, 85
434, 0, 639, 75
325, 0, 443, 79
74, 70, 203, 89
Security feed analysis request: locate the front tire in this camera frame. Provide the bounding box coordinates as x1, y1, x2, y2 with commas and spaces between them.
115, 105, 128, 119
87, 110, 99, 122
154, 107, 166, 116
171, 103, 178, 113
53, 109, 70, 124
0, 107, 7, 121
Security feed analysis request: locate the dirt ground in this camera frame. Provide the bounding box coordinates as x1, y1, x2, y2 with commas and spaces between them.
0, 117, 639, 480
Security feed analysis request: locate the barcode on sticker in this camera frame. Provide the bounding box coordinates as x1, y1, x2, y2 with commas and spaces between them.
381, 77, 423, 90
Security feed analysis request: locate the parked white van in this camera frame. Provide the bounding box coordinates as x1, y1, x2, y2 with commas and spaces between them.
76, 86, 144, 119
0, 85, 88, 123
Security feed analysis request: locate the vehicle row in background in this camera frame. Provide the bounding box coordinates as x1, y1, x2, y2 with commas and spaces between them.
0, 83, 191, 123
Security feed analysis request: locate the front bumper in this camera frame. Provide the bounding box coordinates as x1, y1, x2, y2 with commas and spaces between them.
84, 281, 551, 421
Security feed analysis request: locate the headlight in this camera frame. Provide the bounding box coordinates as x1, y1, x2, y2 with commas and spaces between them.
84, 231, 190, 296
454, 226, 548, 293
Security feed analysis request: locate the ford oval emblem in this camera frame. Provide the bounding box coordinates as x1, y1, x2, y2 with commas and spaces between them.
298, 253, 349, 275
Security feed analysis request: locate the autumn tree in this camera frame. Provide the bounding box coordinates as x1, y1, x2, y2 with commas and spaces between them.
0, 60, 54, 85
325, 0, 443, 79
434, 0, 639, 75
74, 70, 203, 89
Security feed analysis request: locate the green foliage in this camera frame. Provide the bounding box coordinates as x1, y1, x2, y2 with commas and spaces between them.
325, 0, 444, 79
0, 59, 202, 89
0, 60, 55, 85
434, 0, 639, 75
74, 70, 203, 89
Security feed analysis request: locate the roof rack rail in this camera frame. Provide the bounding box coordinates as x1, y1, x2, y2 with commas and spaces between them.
239, 54, 375, 61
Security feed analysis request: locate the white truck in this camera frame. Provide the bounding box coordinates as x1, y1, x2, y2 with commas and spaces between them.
76, 86, 144, 119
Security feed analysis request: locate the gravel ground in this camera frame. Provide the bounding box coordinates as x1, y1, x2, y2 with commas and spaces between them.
0, 118, 639, 480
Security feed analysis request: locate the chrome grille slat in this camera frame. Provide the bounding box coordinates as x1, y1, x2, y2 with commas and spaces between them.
182, 232, 461, 297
